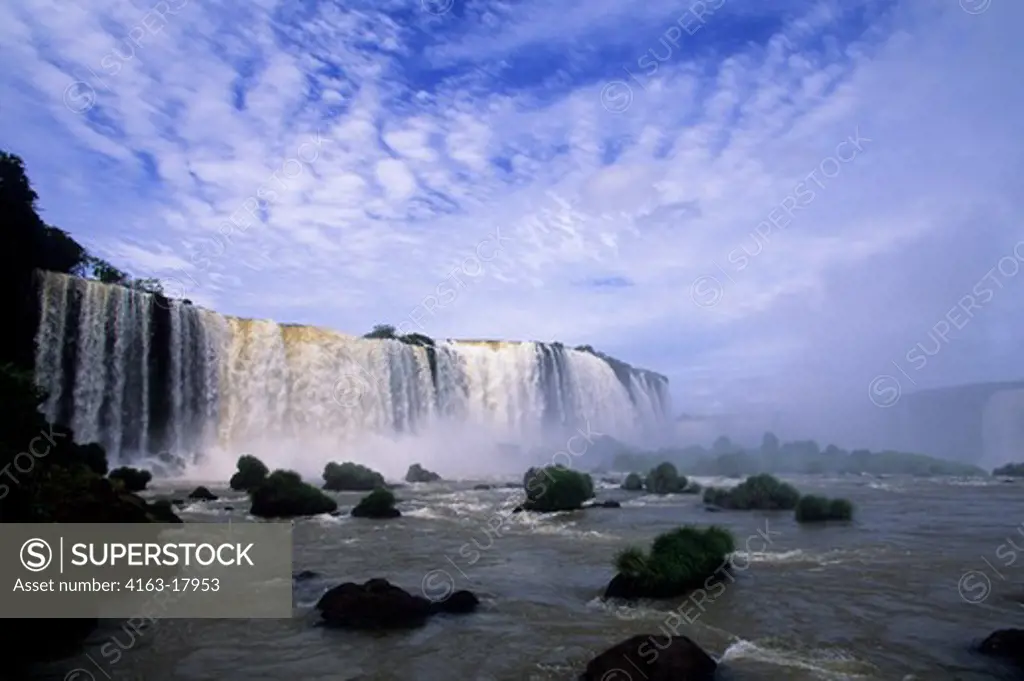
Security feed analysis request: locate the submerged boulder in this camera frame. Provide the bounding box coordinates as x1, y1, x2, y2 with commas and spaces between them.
316, 578, 478, 630
584, 500, 621, 509
581, 634, 717, 681
978, 629, 1024, 665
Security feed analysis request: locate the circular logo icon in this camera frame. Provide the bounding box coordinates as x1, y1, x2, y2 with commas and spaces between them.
867, 374, 901, 408
63, 81, 97, 114
20, 538, 53, 572
958, 569, 991, 604
420, 568, 455, 602
600, 81, 634, 114
422, 0, 455, 15
690, 275, 724, 308
960, 0, 991, 15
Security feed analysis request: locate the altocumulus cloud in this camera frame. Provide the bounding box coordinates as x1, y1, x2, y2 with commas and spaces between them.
0, 0, 1022, 435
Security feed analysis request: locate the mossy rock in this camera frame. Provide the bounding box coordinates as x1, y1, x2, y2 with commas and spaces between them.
605, 525, 736, 600
351, 488, 401, 518
702, 473, 801, 510
522, 466, 594, 512
251, 470, 338, 518
644, 462, 688, 494
323, 461, 386, 491
795, 495, 854, 522
621, 472, 644, 491
229, 454, 268, 491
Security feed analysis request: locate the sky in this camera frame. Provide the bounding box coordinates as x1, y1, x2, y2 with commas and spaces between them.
1, 0, 1022, 436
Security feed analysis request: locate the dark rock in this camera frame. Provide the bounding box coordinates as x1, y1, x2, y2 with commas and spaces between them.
188, 486, 218, 501
171, 498, 185, 506
511, 505, 524, 513
294, 570, 319, 581
473, 484, 493, 490
352, 506, 401, 519
405, 463, 441, 483
223, 505, 234, 511
979, 629, 1024, 664
580, 634, 717, 681
585, 500, 621, 508
316, 578, 476, 630
603, 572, 730, 601
431, 590, 480, 614
704, 504, 723, 512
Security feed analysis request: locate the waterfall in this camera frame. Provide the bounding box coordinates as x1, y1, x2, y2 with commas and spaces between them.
33, 272, 673, 476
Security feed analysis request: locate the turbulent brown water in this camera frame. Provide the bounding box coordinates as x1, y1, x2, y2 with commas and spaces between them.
40, 475, 1024, 681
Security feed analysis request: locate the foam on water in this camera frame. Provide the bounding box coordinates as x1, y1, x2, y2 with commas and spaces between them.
721, 639, 878, 679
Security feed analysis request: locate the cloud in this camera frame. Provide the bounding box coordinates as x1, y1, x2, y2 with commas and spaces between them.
0, 0, 1021, 447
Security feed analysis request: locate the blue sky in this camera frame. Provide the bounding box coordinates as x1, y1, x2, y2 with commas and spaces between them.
1, 0, 1022, 424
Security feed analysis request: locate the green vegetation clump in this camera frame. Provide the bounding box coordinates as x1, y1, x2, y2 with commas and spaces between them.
795, 495, 854, 523
621, 472, 644, 491
323, 461, 386, 491
523, 466, 595, 512
610, 430, 988, 478
644, 461, 688, 494
993, 463, 1024, 477
229, 454, 269, 491
607, 526, 736, 599
250, 470, 338, 518
351, 488, 401, 518
703, 473, 801, 510
108, 466, 152, 492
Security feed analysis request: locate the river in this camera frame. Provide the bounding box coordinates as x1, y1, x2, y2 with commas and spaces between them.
39, 474, 1024, 680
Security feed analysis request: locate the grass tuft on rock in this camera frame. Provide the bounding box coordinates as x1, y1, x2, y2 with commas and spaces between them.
609, 526, 736, 598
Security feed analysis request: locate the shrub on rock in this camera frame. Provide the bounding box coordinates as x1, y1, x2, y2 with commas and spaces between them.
316, 578, 478, 629
229, 454, 268, 491
795, 494, 854, 523
322, 461, 385, 491
702, 473, 800, 510
108, 466, 152, 492
581, 634, 717, 681
351, 488, 401, 518
250, 470, 338, 518
605, 525, 736, 600
621, 472, 644, 491
645, 462, 688, 494
523, 466, 594, 512
405, 463, 440, 483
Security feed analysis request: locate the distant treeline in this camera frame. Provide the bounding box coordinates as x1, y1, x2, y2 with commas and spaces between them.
610, 433, 987, 478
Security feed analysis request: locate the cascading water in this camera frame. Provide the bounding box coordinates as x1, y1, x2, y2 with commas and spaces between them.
33, 272, 672, 478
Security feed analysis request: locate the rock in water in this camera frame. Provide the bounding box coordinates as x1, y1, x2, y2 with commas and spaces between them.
316, 579, 478, 630
979, 629, 1024, 665
581, 635, 717, 681
405, 463, 441, 483
188, 486, 218, 501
